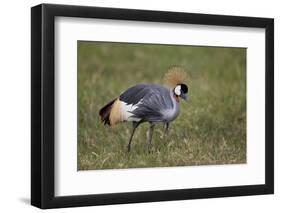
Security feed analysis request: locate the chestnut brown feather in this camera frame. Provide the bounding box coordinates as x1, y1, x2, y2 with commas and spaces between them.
99, 99, 116, 125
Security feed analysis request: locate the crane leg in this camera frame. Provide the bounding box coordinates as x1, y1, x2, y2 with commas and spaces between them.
147, 124, 155, 150
127, 121, 141, 152
164, 122, 170, 136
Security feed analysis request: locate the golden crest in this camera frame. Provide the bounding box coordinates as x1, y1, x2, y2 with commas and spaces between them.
164, 66, 189, 87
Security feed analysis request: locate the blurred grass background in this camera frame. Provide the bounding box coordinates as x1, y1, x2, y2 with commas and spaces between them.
78, 41, 246, 170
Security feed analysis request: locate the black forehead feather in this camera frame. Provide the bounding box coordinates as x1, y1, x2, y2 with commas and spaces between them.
180, 84, 188, 93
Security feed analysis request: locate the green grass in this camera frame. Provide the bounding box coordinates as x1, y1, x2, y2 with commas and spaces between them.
78, 41, 246, 170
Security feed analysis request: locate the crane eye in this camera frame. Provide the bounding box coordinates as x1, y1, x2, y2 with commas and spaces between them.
180, 84, 188, 94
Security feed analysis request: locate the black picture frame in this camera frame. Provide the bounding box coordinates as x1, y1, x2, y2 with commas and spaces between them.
31, 3, 274, 209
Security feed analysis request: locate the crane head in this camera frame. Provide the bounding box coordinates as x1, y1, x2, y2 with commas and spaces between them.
174, 84, 188, 101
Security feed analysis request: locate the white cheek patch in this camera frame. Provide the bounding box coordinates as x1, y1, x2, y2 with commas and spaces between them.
174, 85, 181, 96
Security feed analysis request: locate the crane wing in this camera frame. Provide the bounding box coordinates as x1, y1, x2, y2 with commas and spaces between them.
120, 84, 154, 105
119, 84, 173, 123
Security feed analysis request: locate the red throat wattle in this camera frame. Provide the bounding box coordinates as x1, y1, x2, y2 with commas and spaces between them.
174, 95, 180, 102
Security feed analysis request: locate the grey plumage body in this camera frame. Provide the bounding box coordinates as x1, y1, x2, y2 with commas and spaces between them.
119, 83, 182, 151
120, 84, 180, 124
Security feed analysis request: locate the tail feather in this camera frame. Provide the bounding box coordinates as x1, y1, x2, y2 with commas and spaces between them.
99, 99, 116, 125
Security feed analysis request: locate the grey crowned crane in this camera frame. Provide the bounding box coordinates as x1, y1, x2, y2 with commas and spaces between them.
99, 67, 189, 152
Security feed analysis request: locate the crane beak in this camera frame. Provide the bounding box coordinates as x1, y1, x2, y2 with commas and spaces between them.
180, 93, 188, 101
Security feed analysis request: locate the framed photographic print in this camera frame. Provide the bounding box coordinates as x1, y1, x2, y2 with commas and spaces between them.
31, 3, 274, 209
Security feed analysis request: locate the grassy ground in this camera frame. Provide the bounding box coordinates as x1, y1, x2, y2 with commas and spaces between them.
78, 41, 246, 170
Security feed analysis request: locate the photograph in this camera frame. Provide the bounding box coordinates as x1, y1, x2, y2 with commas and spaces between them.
77, 41, 246, 170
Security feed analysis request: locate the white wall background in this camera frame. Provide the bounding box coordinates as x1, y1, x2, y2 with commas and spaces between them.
0, 0, 279, 212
